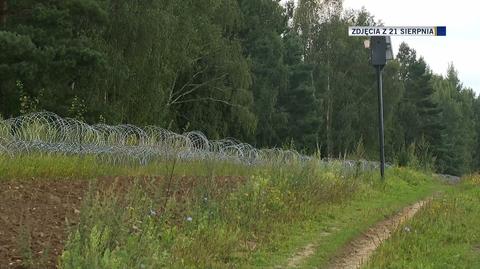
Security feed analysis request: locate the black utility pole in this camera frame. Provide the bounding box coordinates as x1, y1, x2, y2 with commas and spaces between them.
370, 36, 392, 180
375, 65, 385, 179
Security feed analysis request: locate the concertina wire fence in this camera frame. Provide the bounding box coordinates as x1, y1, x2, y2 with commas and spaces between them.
0, 112, 381, 171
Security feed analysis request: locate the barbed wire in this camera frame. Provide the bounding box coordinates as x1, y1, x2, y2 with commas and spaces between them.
0, 112, 381, 170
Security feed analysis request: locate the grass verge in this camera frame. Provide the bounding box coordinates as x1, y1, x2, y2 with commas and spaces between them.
270, 167, 446, 269
365, 175, 480, 269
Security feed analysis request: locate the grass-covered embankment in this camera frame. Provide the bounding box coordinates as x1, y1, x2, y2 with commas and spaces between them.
365, 175, 480, 269
6, 153, 440, 268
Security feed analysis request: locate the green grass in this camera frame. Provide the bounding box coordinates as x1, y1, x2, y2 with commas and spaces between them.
365, 176, 480, 269
0, 154, 449, 268
59, 160, 358, 268
0, 153, 255, 180
267, 167, 447, 269
17, 153, 440, 268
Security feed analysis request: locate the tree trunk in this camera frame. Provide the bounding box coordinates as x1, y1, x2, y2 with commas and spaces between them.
0, 0, 6, 26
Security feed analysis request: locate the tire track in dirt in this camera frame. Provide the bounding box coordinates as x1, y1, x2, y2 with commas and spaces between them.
282, 230, 336, 269
327, 197, 432, 269
283, 198, 432, 269
285, 242, 317, 268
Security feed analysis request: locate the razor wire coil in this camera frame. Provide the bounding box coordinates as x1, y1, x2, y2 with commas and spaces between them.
0, 112, 382, 170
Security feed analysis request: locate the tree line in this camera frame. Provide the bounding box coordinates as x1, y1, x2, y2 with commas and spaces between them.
0, 0, 478, 175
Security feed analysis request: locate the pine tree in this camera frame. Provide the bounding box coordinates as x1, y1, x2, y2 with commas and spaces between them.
277, 30, 319, 152
237, 0, 288, 146
0, 0, 107, 118
396, 43, 444, 167
432, 65, 476, 174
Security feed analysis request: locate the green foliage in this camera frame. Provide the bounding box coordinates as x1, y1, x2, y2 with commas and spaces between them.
68, 95, 87, 121
394, 138, 436, 172
50, 155, 441, 268
396, 43, 443, 160
238, 0, 289, 146
0, 0, 107, 118
278, 31, 320, 152
17, 80, 41, 114
61, 183, 173, 268
431, 65, 476, 175
1, 0, 479, 174
90, 0, 256, 139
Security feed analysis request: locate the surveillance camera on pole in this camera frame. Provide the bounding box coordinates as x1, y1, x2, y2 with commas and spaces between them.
349, 26, 446, 180
370, 36, 393, 180
359, 35, 393, 180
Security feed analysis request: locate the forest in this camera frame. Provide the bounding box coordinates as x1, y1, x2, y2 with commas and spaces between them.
1, 0, 478, 176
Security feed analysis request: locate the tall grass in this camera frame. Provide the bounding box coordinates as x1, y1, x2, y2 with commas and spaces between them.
0, 153, 256, 180
57, 159, 438, 268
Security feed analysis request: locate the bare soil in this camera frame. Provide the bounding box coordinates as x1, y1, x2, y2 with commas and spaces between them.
0, 179, 88, 269
0, 175, 247, 269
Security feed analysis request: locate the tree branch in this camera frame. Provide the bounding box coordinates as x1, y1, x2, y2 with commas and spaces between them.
172, 97, 244, 108
169, 73, 228, 105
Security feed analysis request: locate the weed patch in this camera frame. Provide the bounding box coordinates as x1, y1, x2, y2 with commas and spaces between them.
57, 162, 441, 268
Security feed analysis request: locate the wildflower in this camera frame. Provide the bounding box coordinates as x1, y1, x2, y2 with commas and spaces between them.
186, 216, 193, 222
404, 226, 411, 233
149, 208, 157, 216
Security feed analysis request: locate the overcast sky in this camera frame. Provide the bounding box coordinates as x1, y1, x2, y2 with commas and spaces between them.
282, 0, 480, 93
343, 0, 480, 94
